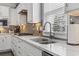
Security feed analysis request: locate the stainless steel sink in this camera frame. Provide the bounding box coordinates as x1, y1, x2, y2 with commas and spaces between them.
31, 37, 56, 44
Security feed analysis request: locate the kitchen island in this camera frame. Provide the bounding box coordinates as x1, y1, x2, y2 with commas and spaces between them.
12, 35, 79, 56
0, 33, 79, 56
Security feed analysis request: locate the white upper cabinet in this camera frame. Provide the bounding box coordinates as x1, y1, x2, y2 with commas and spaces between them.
0, 6, 10, 19
27, 4, 33, 23
66, 3, 79, 12
10, 8, 19, 25
16, 3, 32, 13
32, 3, 41, 23
44, 3, 65, 14
16, 3, 41, 23
16, 3, 33, 23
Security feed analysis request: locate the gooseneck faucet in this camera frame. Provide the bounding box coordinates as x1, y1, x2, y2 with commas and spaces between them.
43, 22, 52, 39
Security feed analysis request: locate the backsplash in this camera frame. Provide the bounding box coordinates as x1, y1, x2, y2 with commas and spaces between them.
0, 26, 9, 33
43, 6, 68, 40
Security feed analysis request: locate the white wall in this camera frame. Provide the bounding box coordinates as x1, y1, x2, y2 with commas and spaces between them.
44, 3, 65, 14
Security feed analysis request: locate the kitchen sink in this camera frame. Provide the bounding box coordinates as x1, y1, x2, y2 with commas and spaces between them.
31, 37, 56, 44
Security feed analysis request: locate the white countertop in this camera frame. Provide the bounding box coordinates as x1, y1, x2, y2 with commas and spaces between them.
14, 35, 79, 56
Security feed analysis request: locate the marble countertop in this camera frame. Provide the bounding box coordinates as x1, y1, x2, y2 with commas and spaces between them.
14, 35, 79, 56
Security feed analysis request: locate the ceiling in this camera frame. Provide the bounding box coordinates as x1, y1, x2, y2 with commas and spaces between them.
0, 3, 19, 8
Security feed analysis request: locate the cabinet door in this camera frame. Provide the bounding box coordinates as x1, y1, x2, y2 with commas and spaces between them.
10, 9, 18, 25
3, 36, 11, 49
17, 37, 42, 56
16, 3, 33, 23
12, 37, 19, 56
32, 3, 41, 23
11, 37, 24, 56
11, 37, 42, 56
11, 37, 16, 55
0, 6, 9, 18
16, 39, 24, 56
0, 36, 11, 50
0, 36, 5, 50
22, 41, 42, 56
19, 41, 30, 56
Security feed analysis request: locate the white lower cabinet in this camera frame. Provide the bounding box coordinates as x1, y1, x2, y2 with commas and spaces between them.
0, 35, 11, 50
3, 36, 11, 49
0, 35, 42, 56
11, 36, 42, 56
11, 37, 19, 56
0, 36, 4, 50
23, 42, 42, 56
